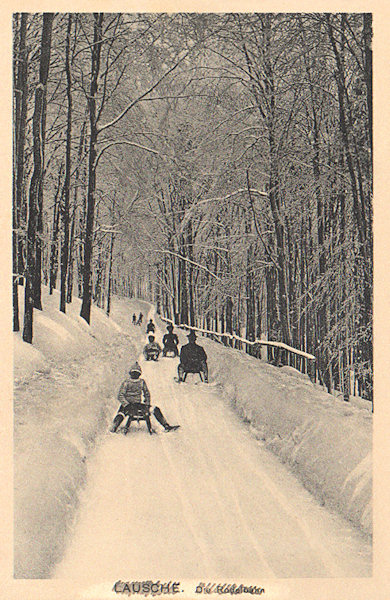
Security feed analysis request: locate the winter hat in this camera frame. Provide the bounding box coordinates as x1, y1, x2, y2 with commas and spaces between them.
148, 335, 155, 342
167, 324, 174, 331
129, 361, 142, 375
187, 331, 197, 341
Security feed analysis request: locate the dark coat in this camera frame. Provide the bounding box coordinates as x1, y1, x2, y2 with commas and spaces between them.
179, 342, 207, 371
162, 332, 179, 348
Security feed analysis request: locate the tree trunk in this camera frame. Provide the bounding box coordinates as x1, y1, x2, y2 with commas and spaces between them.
226, 296, 233, 347
245, 218, 256, 354
13, 13, 28, 331
264, 17, 290, 345
178, 234, 189, 324
59, 14, 73, 313
66, 197, 77, 303
23, 84, 45, 343
49, 167, 63, 294
80, 13, 104, 324
68, 122, 86, 303
106, 194, 116, 316
32, 13, 54, 311
187, 220, 195, 326
266, 267, 278, 362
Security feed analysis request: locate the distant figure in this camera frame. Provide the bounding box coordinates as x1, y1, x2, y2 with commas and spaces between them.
162, 324, 179, 357
146, 319, 155, 334
110, 362, 179, 435
136, 312, 143, 326
143, 335, 162, 361
177, 331, 208, 383
132, 313, 137, 326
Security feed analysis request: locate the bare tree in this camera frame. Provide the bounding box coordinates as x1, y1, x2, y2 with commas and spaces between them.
23, 13, 54, 343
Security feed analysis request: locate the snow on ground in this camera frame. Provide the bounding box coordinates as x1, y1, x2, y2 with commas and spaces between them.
54, 314, 371, 584
199, 337, 372, 536
15, 294, 372, 582
13, 287, 150, 578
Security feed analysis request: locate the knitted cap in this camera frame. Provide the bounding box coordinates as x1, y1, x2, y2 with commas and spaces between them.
129, 361, 142, 375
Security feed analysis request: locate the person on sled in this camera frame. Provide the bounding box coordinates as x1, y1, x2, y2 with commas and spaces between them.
177, 330, 208, 383
110, 362, 179, 435
146, 318, 155, 334
143, 335, 162, 361
162, 324, 179, 357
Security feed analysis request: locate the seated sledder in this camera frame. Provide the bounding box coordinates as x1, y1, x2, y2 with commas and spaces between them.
110, 362, 179, 435
162, 324, 179, 357
143, 335, 162, 361
177, 331, 208, 383
146, 319, 155, 334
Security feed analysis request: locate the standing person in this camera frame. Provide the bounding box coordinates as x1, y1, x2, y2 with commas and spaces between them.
143, 335, 162, 361
110, 362, 179, 434
177, 331, 208, 383
162, 324, 179, 357
137, 312, 143, 326
132, 313, 137, 326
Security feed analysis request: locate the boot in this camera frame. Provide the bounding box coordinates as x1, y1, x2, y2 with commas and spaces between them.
153, 406, 179, 431
110, 414, 123, 433
165, 424, 180, 432
146, 416, 156, 435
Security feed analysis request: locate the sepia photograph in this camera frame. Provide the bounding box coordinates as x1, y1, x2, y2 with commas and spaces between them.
4, 4, 389, 599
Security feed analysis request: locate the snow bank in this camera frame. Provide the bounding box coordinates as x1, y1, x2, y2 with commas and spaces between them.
13, 333, 50, 382
14, 288, 149, 578
15, 297, 371, 578
155, 317, 372, 537
206, 342, 372, 536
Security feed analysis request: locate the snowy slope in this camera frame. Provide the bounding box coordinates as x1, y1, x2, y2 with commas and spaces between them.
54, 316, 371, 583
14, 295, 372, 582
203, 338, 372, 536
13, 288, 150, 578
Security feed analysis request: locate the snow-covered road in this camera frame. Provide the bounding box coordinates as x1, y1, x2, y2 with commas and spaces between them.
54, 319, 371, 581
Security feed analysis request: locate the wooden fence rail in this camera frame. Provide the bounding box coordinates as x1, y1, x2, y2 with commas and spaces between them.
160, 317, 317, 382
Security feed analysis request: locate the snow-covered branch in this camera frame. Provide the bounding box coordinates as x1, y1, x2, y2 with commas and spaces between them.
98, 50, 191, 133
160, 250, 221, 281
94, 140, 160, 168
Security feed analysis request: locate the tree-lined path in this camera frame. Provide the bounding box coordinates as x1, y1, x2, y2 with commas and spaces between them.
54, 317, 371, 581
13, 13, 373, 403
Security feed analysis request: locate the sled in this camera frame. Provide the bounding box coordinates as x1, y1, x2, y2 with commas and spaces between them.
112, 402, 152, 435
163, 348, 178, 358
145, 354, 159, 361
174, 375, 218, 388
117, 424, 180, 435
174, 370, 205, 383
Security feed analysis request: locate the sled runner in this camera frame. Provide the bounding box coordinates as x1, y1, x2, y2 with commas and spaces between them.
116, 424, 180, 435
112, 402, 152, 435
174, 370, 204, 383
145, 352, 159, 361
163, 348, 178, 358
111, 403, 180, 435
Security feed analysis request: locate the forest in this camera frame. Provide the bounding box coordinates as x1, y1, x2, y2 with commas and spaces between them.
12, 13, 373, 401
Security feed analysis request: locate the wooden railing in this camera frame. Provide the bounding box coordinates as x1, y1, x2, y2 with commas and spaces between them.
160, 317, 317, 382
